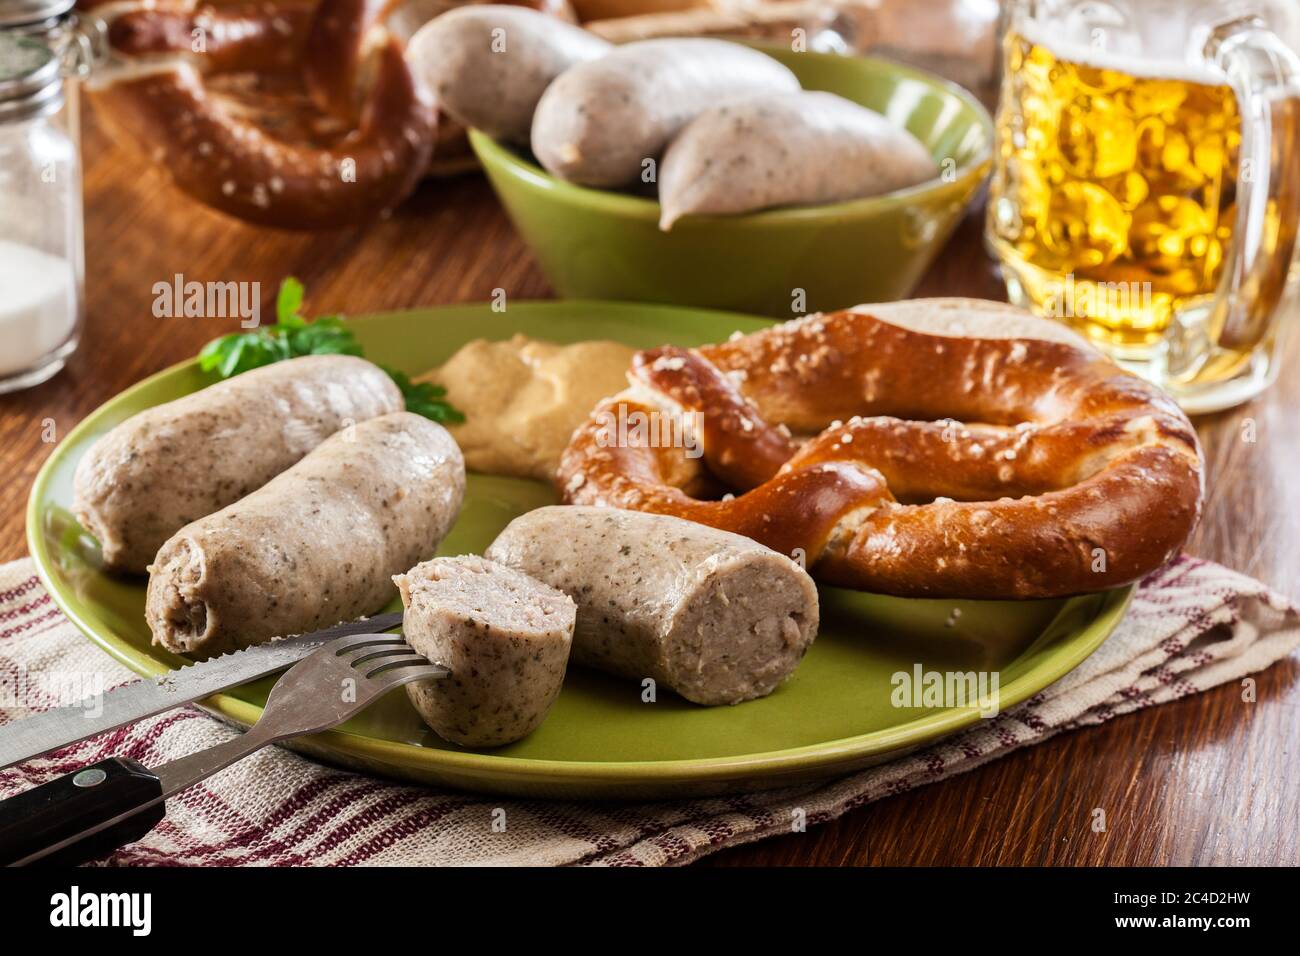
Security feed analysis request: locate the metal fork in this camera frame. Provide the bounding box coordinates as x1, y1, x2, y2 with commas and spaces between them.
0, 634, 449, 867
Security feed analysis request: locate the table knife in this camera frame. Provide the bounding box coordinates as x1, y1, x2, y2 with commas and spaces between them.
1, 631, 447, 866
0, 610, 403, 770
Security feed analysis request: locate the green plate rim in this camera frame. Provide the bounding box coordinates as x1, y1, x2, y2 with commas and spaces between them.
26, 300, 1132, 789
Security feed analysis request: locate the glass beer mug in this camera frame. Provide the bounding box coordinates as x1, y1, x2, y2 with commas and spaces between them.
987, 0, 1300, 412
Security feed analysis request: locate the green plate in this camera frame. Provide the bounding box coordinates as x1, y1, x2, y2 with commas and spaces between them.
28, 301, 1130, 799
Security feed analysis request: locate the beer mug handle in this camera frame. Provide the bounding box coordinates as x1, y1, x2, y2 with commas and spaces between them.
1182, 16, 1300, 371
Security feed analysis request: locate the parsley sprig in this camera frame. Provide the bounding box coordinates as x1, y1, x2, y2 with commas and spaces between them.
198, 278, 464, 424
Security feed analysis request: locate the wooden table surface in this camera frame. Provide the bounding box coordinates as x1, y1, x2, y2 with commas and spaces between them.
2, 105, 1296, 866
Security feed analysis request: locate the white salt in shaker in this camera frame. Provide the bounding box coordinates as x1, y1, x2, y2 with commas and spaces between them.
0, 31, 83, 393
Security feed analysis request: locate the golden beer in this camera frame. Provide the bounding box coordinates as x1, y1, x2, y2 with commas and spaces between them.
988, 30, 1243, 350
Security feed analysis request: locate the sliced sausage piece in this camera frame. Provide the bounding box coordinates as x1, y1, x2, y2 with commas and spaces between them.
146, 412, 465, 658
530, 38, 799, 188
397, 555, 576, 747
74, 355, 403, 574
659, 91, 938, 229
485, 505, 819, 705
405, 6, 610, 144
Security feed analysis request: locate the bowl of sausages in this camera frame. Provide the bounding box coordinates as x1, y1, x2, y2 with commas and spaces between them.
408, 6, 993, 317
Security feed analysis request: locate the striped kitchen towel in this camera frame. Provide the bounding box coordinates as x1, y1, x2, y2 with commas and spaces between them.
0, 554, 1296, 866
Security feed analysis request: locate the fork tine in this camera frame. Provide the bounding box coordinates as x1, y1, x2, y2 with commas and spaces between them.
329, 632, 405, 654
366, 658, 449, 682
349, 647, 423, 667
333, 635, 407, 657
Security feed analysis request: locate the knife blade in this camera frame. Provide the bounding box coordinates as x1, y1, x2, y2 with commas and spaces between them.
0, 611, 404, 770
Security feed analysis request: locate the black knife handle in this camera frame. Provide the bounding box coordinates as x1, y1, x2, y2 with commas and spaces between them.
0, 757, 165, 866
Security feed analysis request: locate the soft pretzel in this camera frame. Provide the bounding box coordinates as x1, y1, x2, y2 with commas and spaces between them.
557, 299, 1205, 599
79, 0, 437, 229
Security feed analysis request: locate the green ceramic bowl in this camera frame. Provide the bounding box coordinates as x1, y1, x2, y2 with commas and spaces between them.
470, 45, 993, 317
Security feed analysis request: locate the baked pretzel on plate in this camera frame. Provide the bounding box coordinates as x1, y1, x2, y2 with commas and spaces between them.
557, 298, 1205, 599
79, 0, 437, 229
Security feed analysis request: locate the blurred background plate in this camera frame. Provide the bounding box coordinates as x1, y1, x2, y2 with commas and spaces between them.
27, 301, 1128, 799
471, 46, 993, 317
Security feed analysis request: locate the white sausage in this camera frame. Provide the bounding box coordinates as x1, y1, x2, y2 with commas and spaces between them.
530, 38, 800, 188
398, 555, 575, 747
146, 413, 465, 658
659, 91, 939, 229
74, 355, 403, 573
485, 506, 819, 705
405, 6, 610, 144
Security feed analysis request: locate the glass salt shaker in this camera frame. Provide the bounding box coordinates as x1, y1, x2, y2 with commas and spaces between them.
0, 32, 83, 393
0, 0, 100, 151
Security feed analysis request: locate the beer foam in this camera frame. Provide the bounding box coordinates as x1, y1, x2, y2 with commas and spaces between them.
1017, 20, 1229, 87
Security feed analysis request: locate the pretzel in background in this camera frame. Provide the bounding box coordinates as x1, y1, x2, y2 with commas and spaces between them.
77, 0, 573, 228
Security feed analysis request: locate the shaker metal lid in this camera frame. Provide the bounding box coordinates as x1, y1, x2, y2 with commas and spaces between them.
0, 33, 61, 120
0, 0, 77, 30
